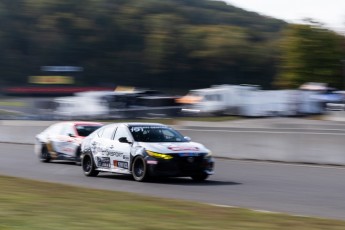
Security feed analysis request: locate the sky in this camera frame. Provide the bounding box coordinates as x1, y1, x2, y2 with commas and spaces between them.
223, 0, 345, 33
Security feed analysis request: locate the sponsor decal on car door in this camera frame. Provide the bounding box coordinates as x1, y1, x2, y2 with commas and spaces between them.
52, 124, 79, 158
107, 141, 130, 170
108, 126, 131, 171
61, 136, 78, 157
51, 135, 73, 156
93, 138, 111, 169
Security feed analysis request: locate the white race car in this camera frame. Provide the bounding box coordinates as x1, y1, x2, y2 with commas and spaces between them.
35, 121, 103, 164
81, 123, 214, 181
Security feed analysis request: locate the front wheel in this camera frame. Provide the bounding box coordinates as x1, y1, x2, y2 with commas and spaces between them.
40, 146, 51, 163
132, 156, 149, 182
82, 155, 99, 177
191, 173, 208, 182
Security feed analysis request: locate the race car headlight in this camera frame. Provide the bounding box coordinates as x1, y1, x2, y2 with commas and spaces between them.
205, 151, 212, 157
146, 150, 173, 160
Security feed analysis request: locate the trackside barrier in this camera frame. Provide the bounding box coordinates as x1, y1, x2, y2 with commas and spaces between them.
1, 121, 345, 165
178, 128, 345, 165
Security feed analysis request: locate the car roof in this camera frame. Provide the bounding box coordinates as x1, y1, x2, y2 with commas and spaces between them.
57, 121, 103, 126
105, 122, 167, 127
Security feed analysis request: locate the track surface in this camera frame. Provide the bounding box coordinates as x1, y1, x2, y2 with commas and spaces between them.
1, 143, 345, 220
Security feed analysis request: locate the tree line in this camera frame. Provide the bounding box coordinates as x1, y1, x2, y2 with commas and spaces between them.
0, 0, 344, 91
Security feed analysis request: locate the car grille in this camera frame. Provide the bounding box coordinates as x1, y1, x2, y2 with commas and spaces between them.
174, 155, 204, 173
151, 153, 209, 176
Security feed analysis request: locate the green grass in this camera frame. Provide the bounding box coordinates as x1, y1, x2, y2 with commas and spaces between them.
0, 176, 345, 230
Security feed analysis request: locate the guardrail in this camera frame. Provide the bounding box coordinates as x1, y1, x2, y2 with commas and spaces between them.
178, 128, 345, 165
1, 121, 345, 165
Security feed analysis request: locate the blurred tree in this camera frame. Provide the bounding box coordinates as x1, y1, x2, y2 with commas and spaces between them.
143, 14, 184, 74
0, 0, 288, 90
275, 21, 345, 89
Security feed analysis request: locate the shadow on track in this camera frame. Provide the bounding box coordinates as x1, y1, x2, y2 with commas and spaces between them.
45, 161, 78, 165
97, 173, 241, 186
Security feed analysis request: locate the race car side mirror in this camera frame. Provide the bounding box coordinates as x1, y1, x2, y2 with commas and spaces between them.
184, 136, 191, 141
119, 137, 132, 144
68, 133, 76, 137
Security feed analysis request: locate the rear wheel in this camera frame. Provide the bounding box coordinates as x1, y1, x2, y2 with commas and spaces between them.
82, 155, 99, 177
40, 146, 51, 163
191, 173, 208, 182
132, 156, 149, 182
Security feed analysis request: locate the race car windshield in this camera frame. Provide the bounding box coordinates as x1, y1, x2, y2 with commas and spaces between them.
75, 125, 102, 137
129, 126, 187, 142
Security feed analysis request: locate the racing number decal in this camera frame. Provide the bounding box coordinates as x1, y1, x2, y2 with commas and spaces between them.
113, 160, 129, 169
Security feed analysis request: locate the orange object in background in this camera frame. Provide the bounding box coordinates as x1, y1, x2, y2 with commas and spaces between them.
176, 95, 203, 104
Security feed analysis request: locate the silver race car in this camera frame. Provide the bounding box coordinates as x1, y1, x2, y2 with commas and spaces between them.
35, 121, 103, 164
81, 123, 214, 181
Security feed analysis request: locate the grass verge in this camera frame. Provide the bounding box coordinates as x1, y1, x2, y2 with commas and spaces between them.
0, 175, 344, 230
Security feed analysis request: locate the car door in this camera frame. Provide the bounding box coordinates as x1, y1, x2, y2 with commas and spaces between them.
108, 125, 132, 172
48, 123, 66, 157
92, 124, 117, 170
57, 124, 79, 158
38, 123, 63, 158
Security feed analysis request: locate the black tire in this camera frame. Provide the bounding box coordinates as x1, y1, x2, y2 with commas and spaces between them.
191, 173, 208, 182
82, 155, 99, 177
40, 146, 51, 163
132, 156, 149, 182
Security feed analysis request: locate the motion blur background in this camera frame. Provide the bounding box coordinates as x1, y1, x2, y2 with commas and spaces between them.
2, 1, 345, 225
0, 0, 345, 120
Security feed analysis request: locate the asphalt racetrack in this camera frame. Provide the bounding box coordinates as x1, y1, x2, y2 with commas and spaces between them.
1, 143, 345, 220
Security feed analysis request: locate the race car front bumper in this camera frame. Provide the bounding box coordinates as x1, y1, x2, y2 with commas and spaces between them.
146, 155, 214, 177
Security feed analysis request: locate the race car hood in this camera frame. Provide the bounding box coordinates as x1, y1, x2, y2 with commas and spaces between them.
138, 141, 209, 154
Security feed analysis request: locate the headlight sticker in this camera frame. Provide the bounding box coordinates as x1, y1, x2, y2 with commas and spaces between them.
146, 150, 173, 160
